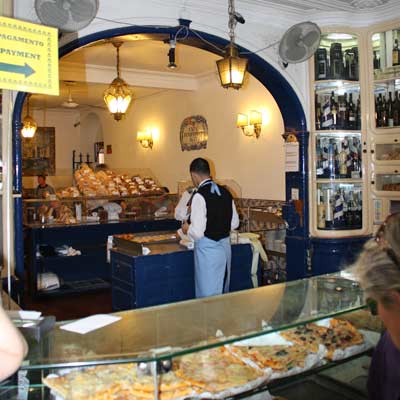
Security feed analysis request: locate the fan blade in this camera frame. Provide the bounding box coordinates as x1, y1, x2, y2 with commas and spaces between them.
37, 1, 69, 27
69, 0, 98, 23
286, 46, 307, 61
302, 30, 320, 47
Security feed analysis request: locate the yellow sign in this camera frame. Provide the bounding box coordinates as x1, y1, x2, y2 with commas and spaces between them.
0, 16, 59, 95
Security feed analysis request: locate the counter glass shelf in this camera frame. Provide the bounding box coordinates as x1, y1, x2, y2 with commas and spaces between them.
19, 271, 365, 370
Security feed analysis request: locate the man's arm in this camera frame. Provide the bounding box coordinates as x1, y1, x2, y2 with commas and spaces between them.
187, 193, 207, 241
174, 191, 191, 222
231, 200, 240, 230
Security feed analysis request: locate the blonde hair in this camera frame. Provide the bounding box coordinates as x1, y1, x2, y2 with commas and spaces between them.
354, 213, 400, 305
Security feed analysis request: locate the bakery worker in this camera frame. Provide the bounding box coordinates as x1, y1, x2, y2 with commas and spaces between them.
182, 158, 239, 298
35, 174, 55, 199
174, 186, 196, 223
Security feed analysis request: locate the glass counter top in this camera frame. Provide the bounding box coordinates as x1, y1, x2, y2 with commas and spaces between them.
22, 271, 365, 370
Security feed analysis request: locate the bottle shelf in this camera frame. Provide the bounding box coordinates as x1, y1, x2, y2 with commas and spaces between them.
314, 79, 360, 86
315, 179, 363, 184
314, 130, 362, 134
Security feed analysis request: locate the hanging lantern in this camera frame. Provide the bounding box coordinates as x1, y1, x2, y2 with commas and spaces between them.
21, 95, 37, 138
103, 42, 133, 121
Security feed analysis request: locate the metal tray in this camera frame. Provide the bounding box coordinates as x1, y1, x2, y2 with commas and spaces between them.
114, 230, 178, 254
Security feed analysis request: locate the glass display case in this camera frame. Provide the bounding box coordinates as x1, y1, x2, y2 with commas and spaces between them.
22, 194, 176, 226
372, 168, 400, 195
0, 272, 380, 399
371, 27, 400, 132
311, 31, 367, 237
316, 182, 363, 230
371, 134, 400, 165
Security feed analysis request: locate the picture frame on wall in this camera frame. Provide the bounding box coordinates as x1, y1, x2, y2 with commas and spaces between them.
22, 127, 56, 176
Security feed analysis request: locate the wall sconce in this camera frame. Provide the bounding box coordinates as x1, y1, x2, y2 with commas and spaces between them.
236, 110, 262, 138
137, 130, 154, 149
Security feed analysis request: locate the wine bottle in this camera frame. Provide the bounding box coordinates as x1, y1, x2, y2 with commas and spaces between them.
351, 153, 361, 179
373, 50, 381, 70
352, 47, 359, 81
347, 93, 356, 129
376, 93, 383, 127
344, 49, 352, 80
333, 189, 345, 228
337, 94, 347, 130
344, 190, 353, 227
382, 95, 388, 127
393, 91, 400, 126
330, 91, 337, 129
393, 38, 400, 66
317, 189, 326, 229
316, 138, 323, 176
330, 42, 343, 79
353, 191, 362, 227
338, 142, 348, 178
327, 142, 336, 178
315, 48, 328, 80
388, 91, 394, 127
348, 191, 357, 228
356, 97, 361, 130
315, 94, 321, 130
321, 96, 333, 130
324, 189, 333, 228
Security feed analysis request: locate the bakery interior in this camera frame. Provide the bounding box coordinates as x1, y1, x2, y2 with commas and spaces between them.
1, 0, 400, 399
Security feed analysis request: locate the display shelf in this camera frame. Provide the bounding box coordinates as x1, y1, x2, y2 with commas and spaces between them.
35, 278, 111, 297
314, 33, 359, 82
316, 179, 363, 184
372, 169, 400, 195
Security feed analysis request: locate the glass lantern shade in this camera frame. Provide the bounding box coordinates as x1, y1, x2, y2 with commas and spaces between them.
216, 44, 248, 89
103, 77, 132, 121
21, 115, 37, 138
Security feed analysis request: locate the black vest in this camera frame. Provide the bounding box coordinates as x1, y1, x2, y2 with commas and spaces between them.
197, 181, 233, 241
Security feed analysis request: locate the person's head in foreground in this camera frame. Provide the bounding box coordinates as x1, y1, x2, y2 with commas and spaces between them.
355, 212, 400, 349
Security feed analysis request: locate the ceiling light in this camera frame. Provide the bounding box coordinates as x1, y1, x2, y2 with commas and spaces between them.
21, 94, 37, 138
326, 33, 353, 40
216, 0, 248, 89
103, 41, 133, 121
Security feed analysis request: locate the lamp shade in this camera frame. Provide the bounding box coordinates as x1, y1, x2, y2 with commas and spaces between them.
103, 78, 132, 121
21, 115, 37, 138
236, 113, 248, 127
249, 110, 262, 125
216, 44, 248, 89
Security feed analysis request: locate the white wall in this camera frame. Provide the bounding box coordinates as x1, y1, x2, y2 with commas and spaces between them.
23, 109, 81, 189
82, 73, 285, 199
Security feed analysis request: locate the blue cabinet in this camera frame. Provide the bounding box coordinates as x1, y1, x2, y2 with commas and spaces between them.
25, 219, 180, 298
310, 236, 370, 276
111, 243, 260, 311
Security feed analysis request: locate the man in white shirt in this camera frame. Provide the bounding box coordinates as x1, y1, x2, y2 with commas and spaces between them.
182, 158, 239, 298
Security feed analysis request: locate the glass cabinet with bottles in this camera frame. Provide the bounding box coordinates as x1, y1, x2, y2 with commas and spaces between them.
369, 24, 400, 230
371, 27, 400, 132
311, 32, 367, 237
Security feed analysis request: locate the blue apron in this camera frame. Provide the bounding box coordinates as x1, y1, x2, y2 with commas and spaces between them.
193, 180, 232, 298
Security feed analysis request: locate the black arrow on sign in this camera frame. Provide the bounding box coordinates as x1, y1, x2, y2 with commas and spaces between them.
0, 62, 35, 77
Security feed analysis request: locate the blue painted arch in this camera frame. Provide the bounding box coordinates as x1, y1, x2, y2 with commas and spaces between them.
12, 24, 307, 277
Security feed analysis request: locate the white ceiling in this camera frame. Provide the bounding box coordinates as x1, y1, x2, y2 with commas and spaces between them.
26, 0, 400, 111
30, 37, 220, 111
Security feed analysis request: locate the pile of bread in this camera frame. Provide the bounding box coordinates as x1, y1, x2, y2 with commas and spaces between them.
66, 164, 165, 198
